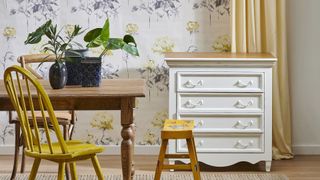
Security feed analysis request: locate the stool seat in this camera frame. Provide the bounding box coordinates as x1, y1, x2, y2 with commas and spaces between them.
155, 119, 201, 180
162, 120, 194, 139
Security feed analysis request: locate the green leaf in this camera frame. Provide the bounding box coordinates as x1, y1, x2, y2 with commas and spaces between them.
104, 38, 125, 50
59, 43, 68, 51
122, 44, 139, 56
71, 25, 82, 37
100, 19, 110, 41
24, 20, 52, 44
123, 34, 137, 46
86, 36, 104, 48
84, 28, 102, 42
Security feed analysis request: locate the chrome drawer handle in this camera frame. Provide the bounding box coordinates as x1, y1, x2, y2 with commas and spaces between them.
234, 140, 254, 149
235, 80, 253, 88
184, 100, 204, 108
194, 120, 204, 128
234, 100, 254, 109
183, 80, 203, 88
198, 140, 204, 147
233, 120, 254, 129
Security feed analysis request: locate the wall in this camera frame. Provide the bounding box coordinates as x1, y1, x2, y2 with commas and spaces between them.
288, 0, 320, 154
0, 0, 230, 154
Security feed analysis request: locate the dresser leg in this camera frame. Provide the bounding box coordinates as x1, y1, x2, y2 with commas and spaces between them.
265, 161, 272, 172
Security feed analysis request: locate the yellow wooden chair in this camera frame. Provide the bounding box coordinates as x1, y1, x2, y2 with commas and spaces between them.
9, 54, 77, 180
4, 65, 105, 180
154, 119, 201, 180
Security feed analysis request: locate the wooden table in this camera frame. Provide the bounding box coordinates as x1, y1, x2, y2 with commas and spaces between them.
0, 79, 145, 180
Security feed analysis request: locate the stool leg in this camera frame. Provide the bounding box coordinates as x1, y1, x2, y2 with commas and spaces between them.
187, 138, 201, 180
10, 124, 20, 180
154, 139, 168, 180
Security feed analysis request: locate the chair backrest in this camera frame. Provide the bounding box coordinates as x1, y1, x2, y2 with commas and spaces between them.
4, 65, 68, 154
17, 54, 56, 79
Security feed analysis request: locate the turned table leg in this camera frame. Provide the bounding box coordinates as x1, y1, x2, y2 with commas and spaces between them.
121, 97, 135, 180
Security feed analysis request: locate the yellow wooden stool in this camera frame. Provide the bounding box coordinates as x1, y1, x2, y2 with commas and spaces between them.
154, 119, 201, 180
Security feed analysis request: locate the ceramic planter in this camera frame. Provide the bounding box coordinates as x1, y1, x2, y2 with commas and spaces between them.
65, 49, 89, 85
49, 61, 67, 89
81, 57, 102, 87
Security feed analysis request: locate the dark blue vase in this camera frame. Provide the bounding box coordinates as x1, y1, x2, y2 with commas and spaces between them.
65, 49, 88, 85
81, 57, 102, 87
49, 61, 67, 89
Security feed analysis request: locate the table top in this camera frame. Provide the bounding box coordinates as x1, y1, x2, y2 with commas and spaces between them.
0, 79, 146, 98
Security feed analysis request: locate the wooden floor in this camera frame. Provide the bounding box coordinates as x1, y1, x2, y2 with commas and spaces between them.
0, 155, 319, 180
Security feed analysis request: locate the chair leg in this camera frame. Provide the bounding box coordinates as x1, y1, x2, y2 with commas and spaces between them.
186, 138, 201, 180
91, 155, 104, 180
10, 124, 20, 180
58, 162, 66, 180
20, 137, 26, 173
63, 125, 70, 180
70, 162, 78, 180
154, 139, 168, 180
68, 124, 74, 140
29, 158, 41, 180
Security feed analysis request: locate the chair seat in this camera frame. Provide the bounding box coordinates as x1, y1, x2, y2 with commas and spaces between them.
25, 140, 105, 161
11, 111, 72, 126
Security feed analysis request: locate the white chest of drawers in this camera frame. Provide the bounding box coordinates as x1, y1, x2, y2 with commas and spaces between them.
165, 52, 276, 172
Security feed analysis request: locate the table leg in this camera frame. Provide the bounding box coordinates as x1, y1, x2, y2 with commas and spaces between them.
121, 98, 135, 180
130, 124, 136, 179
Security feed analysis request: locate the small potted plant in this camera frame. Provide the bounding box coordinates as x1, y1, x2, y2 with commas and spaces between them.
24, 20, 83, 89
82, 19, 139, 87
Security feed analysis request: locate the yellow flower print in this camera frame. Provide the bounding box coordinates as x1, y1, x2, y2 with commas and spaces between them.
143, 60, 156, 70
85, 132, 96, 144
151, 110, 168, 129
152, 36, 175, 54
142, 130, 157, 145
126, 23, 139, 34
212, 34, 231, 52
65, 24, 75, 37
3, 26, 16, 38
90, 112, 114, 130
186, 21, 200, 33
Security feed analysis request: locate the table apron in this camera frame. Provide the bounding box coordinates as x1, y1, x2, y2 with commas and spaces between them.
0, 97, 133, 111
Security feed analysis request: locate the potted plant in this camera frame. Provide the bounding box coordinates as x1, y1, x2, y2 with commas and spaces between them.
82, 19, 139, 87
65, 48, 88, 85
24, 20, 83, 89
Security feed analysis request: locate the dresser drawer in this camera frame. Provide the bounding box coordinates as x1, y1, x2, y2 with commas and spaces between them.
177, 72, 264, 92
178, 113, 263, 132
176, 135, 263, 153
177, 93, 263, 113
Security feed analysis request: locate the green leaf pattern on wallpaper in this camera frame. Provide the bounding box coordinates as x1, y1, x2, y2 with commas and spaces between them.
0, 0, 231, 146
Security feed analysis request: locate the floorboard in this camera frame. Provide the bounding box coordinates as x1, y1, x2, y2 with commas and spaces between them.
0, 155, 319, 179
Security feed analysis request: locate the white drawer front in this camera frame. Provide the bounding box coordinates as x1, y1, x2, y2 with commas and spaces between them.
178, 113, 263, 132
178, 93, 263, 113
177, 72, 264, 92
177, 135, 263, 153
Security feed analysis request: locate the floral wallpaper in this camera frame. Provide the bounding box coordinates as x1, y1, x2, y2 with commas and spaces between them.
0, 0, 231, 148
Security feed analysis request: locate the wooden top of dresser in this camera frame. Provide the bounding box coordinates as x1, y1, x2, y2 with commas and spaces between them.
165, 52, 276, 60
165, 52, 276, 67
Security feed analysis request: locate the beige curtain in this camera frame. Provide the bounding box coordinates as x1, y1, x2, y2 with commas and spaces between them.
231, 0, 293, 159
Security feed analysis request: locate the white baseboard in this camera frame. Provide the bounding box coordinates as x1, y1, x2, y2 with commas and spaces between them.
293, 145, 320, 155
0, 145, 160, 155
